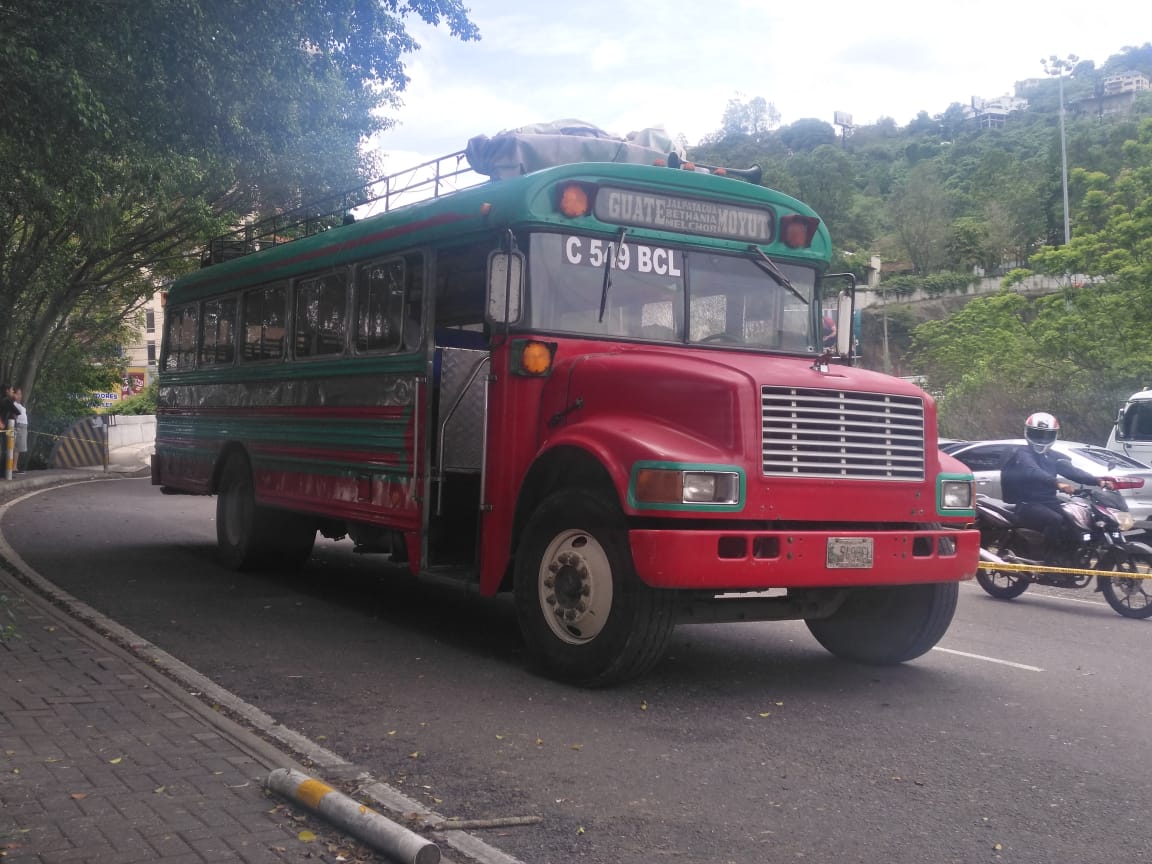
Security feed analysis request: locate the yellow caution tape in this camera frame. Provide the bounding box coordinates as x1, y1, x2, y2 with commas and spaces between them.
979, 559, 1152, 580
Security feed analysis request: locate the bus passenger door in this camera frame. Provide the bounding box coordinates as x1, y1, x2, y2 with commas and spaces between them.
427, 343, 489, 568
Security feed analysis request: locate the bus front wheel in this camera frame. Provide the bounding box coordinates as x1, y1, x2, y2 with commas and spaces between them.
805, 582, 958, 664
514, 489, 676, 687
216, 453, 315, 571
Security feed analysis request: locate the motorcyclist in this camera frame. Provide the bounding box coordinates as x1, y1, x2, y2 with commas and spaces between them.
1000, 411, 1112, 549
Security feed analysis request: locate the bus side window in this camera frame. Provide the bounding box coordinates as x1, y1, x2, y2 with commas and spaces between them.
434, 243, 489, 346
295, 272, 348, 358
241, 282, 288, 362
162, 302, 200, 371
356, 258, 411, 353
200, 297, 237, 366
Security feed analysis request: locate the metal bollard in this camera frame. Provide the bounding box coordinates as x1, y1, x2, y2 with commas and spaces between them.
4, 420, 13, 480
266, 767, 440, 864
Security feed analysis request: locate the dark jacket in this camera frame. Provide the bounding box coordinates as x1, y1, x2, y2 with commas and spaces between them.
1001, 446, 1099, 505
0, 396, 17, 428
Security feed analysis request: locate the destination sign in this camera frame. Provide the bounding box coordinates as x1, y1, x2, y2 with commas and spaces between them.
595, 187, 774, 243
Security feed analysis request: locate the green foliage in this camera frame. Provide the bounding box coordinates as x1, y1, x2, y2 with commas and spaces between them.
777, 119, 838, 153
108, 379, 158, 416
0, 0, 478, 404
879, 273, 976, 298
691, 53, 1151, 445
1000, 268, 1034, 289
912, 286, 1148, 443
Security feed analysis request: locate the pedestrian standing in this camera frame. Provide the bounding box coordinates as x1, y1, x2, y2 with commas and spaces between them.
12, 386, 28, 472
0, 384, 17, 477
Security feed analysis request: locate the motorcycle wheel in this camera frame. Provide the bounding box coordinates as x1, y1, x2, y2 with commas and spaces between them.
1099, 556, 1152, 619
977, 533, 1030, 599
976, 567, 1030, 599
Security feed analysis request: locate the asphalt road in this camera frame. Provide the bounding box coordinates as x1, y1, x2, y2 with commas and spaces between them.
4, 478, 1152, 864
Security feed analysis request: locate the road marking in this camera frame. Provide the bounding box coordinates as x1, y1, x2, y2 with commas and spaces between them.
962, 580, 1108, 608
932, 646, 1044, 672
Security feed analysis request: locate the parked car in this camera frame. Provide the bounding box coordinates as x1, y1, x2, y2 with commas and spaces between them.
943, 438, 1152, 531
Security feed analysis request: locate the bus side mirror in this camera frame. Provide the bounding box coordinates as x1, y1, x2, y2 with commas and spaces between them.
487, 252, 524, 324
835, 290, 853, 358
820, 273, 856, 362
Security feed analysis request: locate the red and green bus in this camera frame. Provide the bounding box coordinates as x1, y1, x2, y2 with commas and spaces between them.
155, 147, 979, 685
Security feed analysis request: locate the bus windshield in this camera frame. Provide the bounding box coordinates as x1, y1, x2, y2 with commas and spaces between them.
527, 233, 818, 351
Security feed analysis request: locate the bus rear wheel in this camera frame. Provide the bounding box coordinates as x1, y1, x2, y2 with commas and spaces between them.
514, 489, 676, 687
805, 582, 958, 664
216, 453, 315, 571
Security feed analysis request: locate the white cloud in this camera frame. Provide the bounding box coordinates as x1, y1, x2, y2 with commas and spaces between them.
374, 0, 1145, 168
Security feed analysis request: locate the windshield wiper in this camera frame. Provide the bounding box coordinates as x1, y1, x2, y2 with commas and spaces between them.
598, 227, 629, 323
748, 245, 809, 306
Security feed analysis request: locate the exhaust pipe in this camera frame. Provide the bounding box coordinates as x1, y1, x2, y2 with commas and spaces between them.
980, 548, 1006, 565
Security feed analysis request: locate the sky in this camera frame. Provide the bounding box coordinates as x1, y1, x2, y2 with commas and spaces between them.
368, 0, 1145, 179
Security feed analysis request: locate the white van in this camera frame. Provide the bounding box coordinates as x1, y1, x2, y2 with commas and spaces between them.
1107, 388, 1152, 465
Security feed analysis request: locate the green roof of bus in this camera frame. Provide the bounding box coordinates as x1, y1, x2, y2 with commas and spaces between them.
168, 161, 831, 303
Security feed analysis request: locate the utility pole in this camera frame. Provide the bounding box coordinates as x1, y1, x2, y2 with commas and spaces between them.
1041, 54, 1078, 245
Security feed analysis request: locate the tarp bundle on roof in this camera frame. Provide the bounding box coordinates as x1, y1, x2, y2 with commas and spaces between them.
465, 119, 675, 179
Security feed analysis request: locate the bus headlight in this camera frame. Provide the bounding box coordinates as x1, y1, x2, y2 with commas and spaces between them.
940, 479, 974, 510
682, 471, 740, 504
633, 466, 743, 507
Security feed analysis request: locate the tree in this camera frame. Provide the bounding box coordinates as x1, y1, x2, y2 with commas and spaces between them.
777, 119, 837, 153
797, 145, 861, 238
906, 111, 940, 138
938, 103, 969, 142
0, 0, 479, 405
717, 94, 781, 137
888, 163, 953, 274
915, 117, 1152, 443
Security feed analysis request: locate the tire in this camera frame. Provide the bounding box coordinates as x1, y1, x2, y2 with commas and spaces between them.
1099, 556, 1152, 619
975, 567, 1031, 599
977, 532, 1030, 599
514, 488, 676, 687
216, 452, 316, 571
805, 582, 958, 665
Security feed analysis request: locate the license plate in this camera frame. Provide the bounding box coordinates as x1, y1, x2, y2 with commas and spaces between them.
827, 537, 874, 569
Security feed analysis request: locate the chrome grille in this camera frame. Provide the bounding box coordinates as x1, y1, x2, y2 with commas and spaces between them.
762, 386, 925, 480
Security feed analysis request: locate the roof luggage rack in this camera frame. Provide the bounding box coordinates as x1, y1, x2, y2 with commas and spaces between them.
199, 150, 478, 267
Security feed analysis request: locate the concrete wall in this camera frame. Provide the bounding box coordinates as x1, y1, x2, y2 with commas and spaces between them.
855, 274, 1082, 310
103, 414, 156, 449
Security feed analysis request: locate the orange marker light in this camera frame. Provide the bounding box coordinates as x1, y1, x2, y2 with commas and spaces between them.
480, 202, 492, 216
521, 341, 553, 375
635, 469, 682, 504
558, 184, 590, 217
780, 214, 820, 249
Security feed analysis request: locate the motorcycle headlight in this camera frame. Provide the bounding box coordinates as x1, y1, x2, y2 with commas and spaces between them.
1108, 508, 1136, 532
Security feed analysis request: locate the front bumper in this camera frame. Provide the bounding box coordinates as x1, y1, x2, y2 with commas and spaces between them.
629, 527, 980, 590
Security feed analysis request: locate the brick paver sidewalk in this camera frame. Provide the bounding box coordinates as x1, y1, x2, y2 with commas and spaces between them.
0, 569, 374, 863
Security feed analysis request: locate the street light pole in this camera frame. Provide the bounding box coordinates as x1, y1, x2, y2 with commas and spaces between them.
1042, 54, 1078, 245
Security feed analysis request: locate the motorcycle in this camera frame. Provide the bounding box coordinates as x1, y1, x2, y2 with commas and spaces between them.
976, 486, 1152, 618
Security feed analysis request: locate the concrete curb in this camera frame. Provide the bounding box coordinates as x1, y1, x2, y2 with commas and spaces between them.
267, 768, 441, 864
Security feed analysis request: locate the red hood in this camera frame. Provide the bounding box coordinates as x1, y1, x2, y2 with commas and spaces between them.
535, 341, 950, 523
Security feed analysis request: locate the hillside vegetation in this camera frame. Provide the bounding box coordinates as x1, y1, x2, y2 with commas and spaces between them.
689, 44, 1152, 444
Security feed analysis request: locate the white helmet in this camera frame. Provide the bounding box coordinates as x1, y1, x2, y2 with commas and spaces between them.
1025, 411, 1060, 453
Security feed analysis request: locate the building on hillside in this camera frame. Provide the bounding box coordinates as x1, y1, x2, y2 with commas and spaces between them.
1071, 71, 1150, 116
966, 93, 1029, 128
1103, 71, 1150, 95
